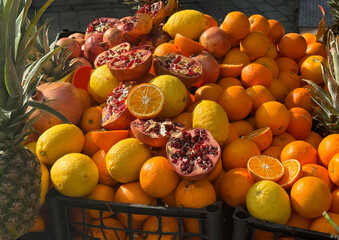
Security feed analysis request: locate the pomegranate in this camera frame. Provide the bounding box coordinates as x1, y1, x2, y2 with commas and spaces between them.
85, 17, 121, 39
153, 53, 203, 88
192, 51, 220, 87
107, 49, 153, 81
131, 44, 155, 53
130, 118, 185, 147
136, 1, 166, 25
29, 82, 84, 134
117, 13, 153, 40
166, 128, 221, 180
55, 37, 81, 60
68, 57, 92, 71
102, 27, 126, 49
199, 27, 232, 58
139, 23, 171, 48
101, 82, 136, 130
93, 42, 131, 69
83, 32, 108, 63
68, 32, 85, 45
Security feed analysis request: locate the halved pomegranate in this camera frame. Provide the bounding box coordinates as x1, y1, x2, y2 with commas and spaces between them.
101, 82, 136, 130
83, 32, 108, 63
166, 128, 221, 180
130, 118, 185, 147
107, 49, 153, 81
153, 53, 203, 88
136, 1, 166, 25
85, 17, 121, 39
93, 42, 131, 69
131, 44, 155, 54
117, 13, 153, 40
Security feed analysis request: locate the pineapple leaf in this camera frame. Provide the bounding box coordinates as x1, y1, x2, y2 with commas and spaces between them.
27, 101, 70, 124
0, 89, 6, 107
4, 50, 22, 97
323, 211, 339, 233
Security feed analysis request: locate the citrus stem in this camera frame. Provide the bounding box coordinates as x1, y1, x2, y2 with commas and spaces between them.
323, 211, 339, 233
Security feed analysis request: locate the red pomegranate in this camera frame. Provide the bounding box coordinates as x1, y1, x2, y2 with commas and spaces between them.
136, 1, 166, 25
83, 32, 108, 63
68, 32, 85, 45
93, 42, 131, 69
192, 51, 220, 87
102, 27, 126, 49
117, 13, 153, 40
199, 27, 232, 58
55, 37, 81, 60
85, 17, 121, 39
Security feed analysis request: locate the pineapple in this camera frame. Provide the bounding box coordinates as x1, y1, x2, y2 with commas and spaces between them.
0, 0, 68, 239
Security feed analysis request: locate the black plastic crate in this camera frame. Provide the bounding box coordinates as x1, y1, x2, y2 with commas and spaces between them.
46, 189, 230, 240
232, 206, 339, 240
18, 231, 50, 240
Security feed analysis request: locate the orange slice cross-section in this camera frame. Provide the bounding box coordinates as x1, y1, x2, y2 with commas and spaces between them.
247, 155, 285, 182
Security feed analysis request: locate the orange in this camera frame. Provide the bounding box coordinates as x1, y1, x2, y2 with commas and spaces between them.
154, 42, 177, 56
174, 33, 204, 57
92, 150, 118, 186
115, 182, 156, 221
330, 188, 339, 214
231, 120, 255, 136
220, 168, 255, 207
318, 134, 339, 167
284, 87, 312, 112
306, 42, 327, 58
89, 217, 126, 240
268, 78, 289, 103
194, 83, 223, 102
276, 57, 299, 74
160, 190, 176, 207
278, 70, 301, 91
297, 54, 310, 70
212, 168, 226, 201
291, 176, 332, 219
302, 32, 316, 45
240, 31, 269, 60
254, 56, 279, 78
85, 184, 115, 218
217, 77, 242, 90
285, 209, 312, 229
329, 153, 339, 187
221, 48, 250, 77
280, 140, 318, 166
91, 130, 129, 152
302, 163, 334, 191
28, 214, 45, 232
254, 230, 273, 240
271, 132, 296, 148
80, 106, 102, 133
245, 85, 275, 115
127, 83, 165, 119
277, 159, 302, 190
285, 107, 312, 140
246, 116, 256, 128
142, 216, 179, 240
266, 41, 278, 59
204, 14, 218, 28
248, 14, 270, 36
69, 207, 92, 233
217, 85, 252, 121
77, 88, 92, 109
300, 55, 326, 85
220, 11, 250, 40
139, 156, 179, 198
207, 159, 223, 182
222, 138, 261, 170
301, 131, 323, 149
268, 19, 285, 43
278, 33, 307, 59
262, 146, 283, 160
222, 123, 239, 147
243, 127, 273, 152
241, 63, 273, 88
117, 213, 145, 231
247, 155, 284, 182
82, 130, 100, 157
173, 112, 192, 129
255, 101, 290, 135
309, 212, 339, 235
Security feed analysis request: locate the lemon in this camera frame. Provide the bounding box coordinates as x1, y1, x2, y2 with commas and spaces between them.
51, 153, 99, 197
36, 124, 85, 165
25, 141, 37, 154
163, 10, 209, 40
40, 162, 49, 205
150, 75, 187, 118
246, 180, 291, 224
106, 138, 151, 183
88, 65, 120, 103
192, 100, 229, 145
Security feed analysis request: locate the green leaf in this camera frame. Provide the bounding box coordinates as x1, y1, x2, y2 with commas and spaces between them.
323, 211, 339, 234
4, 50, 22, 97
27, 100, 71, 124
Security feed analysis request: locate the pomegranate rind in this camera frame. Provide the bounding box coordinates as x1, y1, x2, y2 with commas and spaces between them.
136, 1, 166, 25
166, 128, 221, 180
85, 17, 121, 39
118, 13, 153, 40
130, 118, 184, 147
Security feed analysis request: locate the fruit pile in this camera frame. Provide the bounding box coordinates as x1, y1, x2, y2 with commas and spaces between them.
25, 2, 339, 239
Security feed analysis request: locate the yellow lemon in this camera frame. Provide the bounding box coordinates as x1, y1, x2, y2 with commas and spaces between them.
192, 100, 229, 145
106, 138, 151, 183
51, 153, 99, 197
150, 75, 187, 118
163, 10, 209, 40
25, 141, 37, 154
88, 65, 120, 103
40, 162, 49, 205
36, 124, 85, 165
246, 180, 291, 224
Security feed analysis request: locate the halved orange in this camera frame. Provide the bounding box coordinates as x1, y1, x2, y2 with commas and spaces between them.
92, 130, 129, 152
277, 159, 302, 190
174, 33, 204, 57
247, 155, 285, 182
219, 63, 244, 78
127, 83, 165, 119
243, 127, 273, 152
